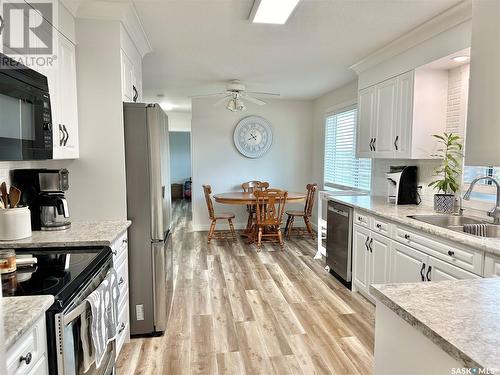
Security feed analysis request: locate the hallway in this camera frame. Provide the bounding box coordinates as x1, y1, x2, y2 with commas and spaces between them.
116, 200, 374, 374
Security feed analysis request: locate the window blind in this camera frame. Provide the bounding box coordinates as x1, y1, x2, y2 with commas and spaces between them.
324, 107, 371, 191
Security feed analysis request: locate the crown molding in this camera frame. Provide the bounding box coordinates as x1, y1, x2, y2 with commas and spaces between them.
74, 0, 152, 57
350, 0, 472, 74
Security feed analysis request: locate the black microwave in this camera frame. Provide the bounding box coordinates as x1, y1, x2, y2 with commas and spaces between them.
0, 53, 53, 160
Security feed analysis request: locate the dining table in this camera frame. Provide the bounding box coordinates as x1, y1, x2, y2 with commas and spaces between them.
213, 191, 306, 243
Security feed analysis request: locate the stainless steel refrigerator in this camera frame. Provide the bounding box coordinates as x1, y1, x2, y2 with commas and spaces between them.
123, 103, 172, 336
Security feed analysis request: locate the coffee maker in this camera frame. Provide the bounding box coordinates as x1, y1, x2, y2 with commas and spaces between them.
12, 169, 71, 231
386, 166, 419, 205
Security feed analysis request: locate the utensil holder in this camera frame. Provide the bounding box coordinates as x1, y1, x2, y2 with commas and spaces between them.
0, 207, 32, 240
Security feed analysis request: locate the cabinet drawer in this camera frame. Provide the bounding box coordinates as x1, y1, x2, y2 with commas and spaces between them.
7, 315, 47, 375
370, 217, 390, 236
27, 355, 48, 375
354, 211, 370, 227
111, 232, 128, 260
116, 295, 130, 358
394, 226, 483, 275
116, 257, 129, 306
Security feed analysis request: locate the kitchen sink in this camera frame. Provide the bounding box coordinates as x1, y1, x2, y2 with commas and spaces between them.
447, 224, 500, 238
407, 214, 486, 227
407, 214, 500, 238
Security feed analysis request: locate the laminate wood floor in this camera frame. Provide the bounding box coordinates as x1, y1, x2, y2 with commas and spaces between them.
116, 200, 374, 374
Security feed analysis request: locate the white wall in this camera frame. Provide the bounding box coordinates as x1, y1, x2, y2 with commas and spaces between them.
167, 111, 191, 132
67, 19, 128, 221
191, 98, 313, 230
169, 132, 191, 184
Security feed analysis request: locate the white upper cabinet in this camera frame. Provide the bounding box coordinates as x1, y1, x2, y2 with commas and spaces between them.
54, 36, 79, 159
121, 50, 138, 102
465, 0, 500, 166
357, 87, 376, 157
357, 69, 447, 159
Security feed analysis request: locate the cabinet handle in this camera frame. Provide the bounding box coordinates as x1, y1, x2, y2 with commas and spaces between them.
133, 85, 138, 102
369, 138, 374, 151
394, 135, 399, 150
59, 124, 65, 146
420, 263, 426, 281
112, 249, 118, 256
118, 277, 125, 286
376, 223, 382, 229
364, 237, 370, 251
373, 137, 376, 151
368, 238, 373, 253
448, 250, 455, 257
122, 238, 128, 244
62, 125, 69, 146
20, 352, 32, 365
118, 322, 126, 334
404, 233, 410, 240
426, 266, 432, 281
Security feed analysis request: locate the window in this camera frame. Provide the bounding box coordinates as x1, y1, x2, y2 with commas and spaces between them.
324, 106, 371, 191
463, 166, 500, 202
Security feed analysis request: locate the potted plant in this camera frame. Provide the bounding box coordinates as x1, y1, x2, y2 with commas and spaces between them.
428, 132, 463, 213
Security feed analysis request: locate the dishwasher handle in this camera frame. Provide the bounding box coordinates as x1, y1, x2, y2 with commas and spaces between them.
328, 206, 349, 217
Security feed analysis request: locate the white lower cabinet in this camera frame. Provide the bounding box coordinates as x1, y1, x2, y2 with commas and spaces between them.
390, 241, 479, 283
110, 232, 130, 358
484, 253, 500, 277
353, 225, 391, 300
6, 315, 47, 375
352, 210, 484, 302
391, 241, 427, 283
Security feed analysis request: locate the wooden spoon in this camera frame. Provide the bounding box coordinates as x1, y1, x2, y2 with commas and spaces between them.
0, 182, 8, 208
9, 186, 21, 208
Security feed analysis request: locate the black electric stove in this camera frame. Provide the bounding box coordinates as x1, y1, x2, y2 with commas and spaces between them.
1, 246, 111, 308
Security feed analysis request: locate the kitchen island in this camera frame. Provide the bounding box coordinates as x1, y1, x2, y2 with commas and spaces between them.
371, 278, 500, 375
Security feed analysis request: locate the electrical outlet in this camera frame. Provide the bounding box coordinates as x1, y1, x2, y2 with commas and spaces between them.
136, 304, 144, 321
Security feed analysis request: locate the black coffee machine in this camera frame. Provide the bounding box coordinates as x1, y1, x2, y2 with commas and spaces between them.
12, 169, 71, 231
386, 166, 419, 205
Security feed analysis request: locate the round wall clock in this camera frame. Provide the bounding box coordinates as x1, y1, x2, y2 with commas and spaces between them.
233, 116, 273, 158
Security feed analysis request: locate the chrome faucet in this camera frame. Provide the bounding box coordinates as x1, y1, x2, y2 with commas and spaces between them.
463, 176, 500, 224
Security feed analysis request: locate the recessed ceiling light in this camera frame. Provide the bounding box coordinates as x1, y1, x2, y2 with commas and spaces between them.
451, 55, 469, 62
251, 0, 301, 24
157, 94, 164, 98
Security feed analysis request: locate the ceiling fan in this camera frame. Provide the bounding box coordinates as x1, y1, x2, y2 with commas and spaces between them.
190, 80, 280, 112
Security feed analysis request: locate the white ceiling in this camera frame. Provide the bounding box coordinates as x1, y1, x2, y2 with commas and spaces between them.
133, 0, 462, 112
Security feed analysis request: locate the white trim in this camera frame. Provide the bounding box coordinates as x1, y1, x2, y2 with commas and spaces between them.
75, 0, 152, 57
324, 98, 357, 116
350, 0, 472, 74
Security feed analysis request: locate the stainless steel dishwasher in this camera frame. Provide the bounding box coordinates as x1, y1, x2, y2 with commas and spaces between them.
326, 200, 353, 288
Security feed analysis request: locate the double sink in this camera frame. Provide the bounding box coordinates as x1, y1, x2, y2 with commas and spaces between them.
408, 214, 500, 238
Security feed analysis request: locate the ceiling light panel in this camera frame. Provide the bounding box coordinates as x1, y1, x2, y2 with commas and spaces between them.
252, 0, 301, 24
451, 55, 469, 62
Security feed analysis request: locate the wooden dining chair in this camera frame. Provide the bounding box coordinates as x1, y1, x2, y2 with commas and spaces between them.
284, 183, 318, 240
203, 185, 237, 244
254, 189, 288, 250
241, 181, 269, 230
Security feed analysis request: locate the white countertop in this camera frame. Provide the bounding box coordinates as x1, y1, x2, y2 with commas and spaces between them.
2, 295, 54, 350
0, 221, 131, 249
371, 278, 500, 372
328, 195, 500, 256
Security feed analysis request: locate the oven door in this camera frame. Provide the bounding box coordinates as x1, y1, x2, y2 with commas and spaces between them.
51, 259, 115, 375
0, 71, 53, 160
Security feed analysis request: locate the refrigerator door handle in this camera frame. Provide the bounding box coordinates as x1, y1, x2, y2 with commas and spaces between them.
152, 240, 167, 332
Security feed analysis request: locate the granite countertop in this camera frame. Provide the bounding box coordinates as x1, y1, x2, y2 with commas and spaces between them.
329, 195, 500, 256
0, 221, 131, 249
371, 278, 500, 372
2, 295, 54, 350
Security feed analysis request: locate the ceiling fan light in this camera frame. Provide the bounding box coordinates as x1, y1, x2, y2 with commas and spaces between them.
226, 99, 237, 112
236, 99, 246, 112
